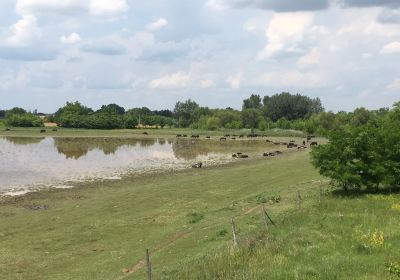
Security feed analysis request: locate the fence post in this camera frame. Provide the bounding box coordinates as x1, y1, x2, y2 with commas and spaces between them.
261, 205, 268, 231
146, 249, 152, 280
231, 218, 238, 249
297, 190, 302, 210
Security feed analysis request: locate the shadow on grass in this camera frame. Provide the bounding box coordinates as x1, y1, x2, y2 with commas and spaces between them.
330, 186, 400, 198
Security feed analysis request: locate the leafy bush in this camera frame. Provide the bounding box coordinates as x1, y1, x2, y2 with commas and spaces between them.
311, 103, 400, 191
5, 113, 43, 127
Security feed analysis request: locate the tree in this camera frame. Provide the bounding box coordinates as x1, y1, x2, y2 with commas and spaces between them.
174, 99, 200, 127
7, 107, 27, 116
6, 113, 43, 127
241, 109, 263, 129
311, 103, 400, 191
97, 104, 125, 115
263, 92, 323, 121
242, 94, 262, 110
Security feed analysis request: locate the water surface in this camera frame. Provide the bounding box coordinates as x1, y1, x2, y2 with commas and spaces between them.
0, 136, 274, 195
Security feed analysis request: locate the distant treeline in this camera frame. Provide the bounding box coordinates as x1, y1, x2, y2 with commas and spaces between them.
1, 92, 395, 135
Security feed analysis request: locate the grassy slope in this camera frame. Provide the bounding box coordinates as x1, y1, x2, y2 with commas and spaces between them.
0, 149, 398, 279
0, 150, 320, 280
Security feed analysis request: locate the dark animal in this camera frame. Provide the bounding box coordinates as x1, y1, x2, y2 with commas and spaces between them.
239, 135, 244, 138
5, 128, 10, 131
40, 129, 46, 133
231, 137, 236, 140
287, 143, 295, 148
206, 136, 211, 139
220, 137, 227, 141
176, 134, 182, 137
224, 134, 230, 137
303, 140, 306, 145
52, 128, 57, 132
142, 131, 148, 135
310, 141, 318, 147
191, 135, 199, 138
182, 134, 188, 137
238, 154, 249, 158
192, 162, 203, 168
266, 139, 271, 143
232, 154, 237, 158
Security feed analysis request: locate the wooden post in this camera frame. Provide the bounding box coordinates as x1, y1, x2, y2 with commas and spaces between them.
261, 205, 268, 231
146, 249, 152, 280
319, 185, 323, 204
231, 218, 238, 249
297, 191, 302, 210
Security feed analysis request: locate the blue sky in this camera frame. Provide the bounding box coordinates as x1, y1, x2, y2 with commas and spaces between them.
0, 0, 399, 112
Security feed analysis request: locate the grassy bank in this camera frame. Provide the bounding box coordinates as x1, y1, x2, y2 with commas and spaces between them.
0, 149, 398, 279
0, 127, 304, 138
1, 150, 319, 280
162, 191, 400, 279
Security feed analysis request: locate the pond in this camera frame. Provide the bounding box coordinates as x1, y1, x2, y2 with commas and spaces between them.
0, 136, 278, 195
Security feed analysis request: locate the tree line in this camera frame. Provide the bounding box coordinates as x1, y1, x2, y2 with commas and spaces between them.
0, 92, 395, 135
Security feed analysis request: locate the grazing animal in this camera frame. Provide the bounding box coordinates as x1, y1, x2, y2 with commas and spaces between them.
52, 128, 57, 132
232, 154, 237, 158
231, 137, 236, 140
238, 154, 249, 158
237, 152, 242, 155
310, 141, 318, 146
287, 142, 295, 148
191, 135, 199, 138
40, 129, 46, 133
303, 140, 306, 145
206, 136, 211, 139
266, 139, 271, 143
220, 137, 227, 141
192, 162, 203, 168
5, 128, 10, 131
183, 134, 188, 137
224, 134, 230, 137
176, 134, 182, 137
239, 135, 244, 138
142, 131, 148, 135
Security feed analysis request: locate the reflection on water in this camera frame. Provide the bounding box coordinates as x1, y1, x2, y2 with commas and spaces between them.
0, 136, 275, 194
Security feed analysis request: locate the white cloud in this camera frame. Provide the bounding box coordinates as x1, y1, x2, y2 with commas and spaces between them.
146, 18, 168, 31
380, 41, 400, 54
297, 48, 319, 66
387, 78, 400, 91
15, 0, 128, 17
60, 32, 81, 44
253, 70, 324, 88
226, 72, 242, 90
149, 72, 189, 89
7, 15, 41, 47
89, 0, 129, 16
200, 79, 216, 88
257, 13, 324, 59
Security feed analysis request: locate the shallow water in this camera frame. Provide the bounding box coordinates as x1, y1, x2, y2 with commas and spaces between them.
0, 136, 275, 195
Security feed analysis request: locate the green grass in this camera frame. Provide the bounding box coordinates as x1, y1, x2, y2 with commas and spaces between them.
0, 149, 398, 279
0, 127, 304, 138
161, 193, 400, 279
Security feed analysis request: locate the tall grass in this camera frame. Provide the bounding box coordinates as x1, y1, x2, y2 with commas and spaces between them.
160, 193, 400, 279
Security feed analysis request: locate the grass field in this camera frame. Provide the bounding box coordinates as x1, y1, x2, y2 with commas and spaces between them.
0, 144, 398, 279
0, 127, 304, 138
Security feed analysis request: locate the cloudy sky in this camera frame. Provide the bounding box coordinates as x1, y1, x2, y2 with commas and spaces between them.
0, 0, 399, 112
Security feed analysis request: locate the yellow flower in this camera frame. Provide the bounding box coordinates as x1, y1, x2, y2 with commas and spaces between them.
391, 203, 400, 211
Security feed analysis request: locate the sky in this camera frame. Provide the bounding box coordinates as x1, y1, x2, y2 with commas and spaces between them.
0, 0, 399, 113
